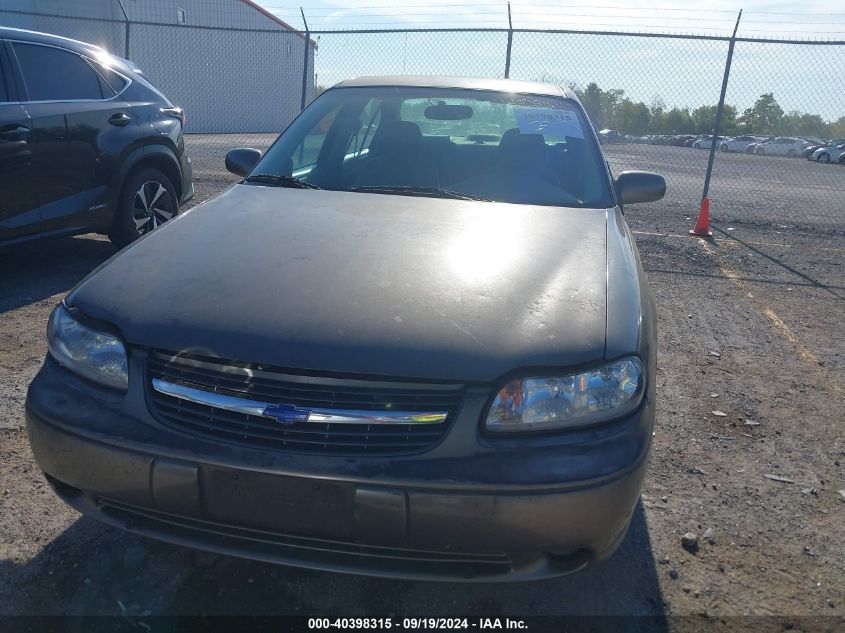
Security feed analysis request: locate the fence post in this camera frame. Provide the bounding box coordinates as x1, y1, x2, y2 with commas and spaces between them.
504, 2, 513, 79
300, 7, 310, 112
700, 10, 742, 208
115, 0, 130, 59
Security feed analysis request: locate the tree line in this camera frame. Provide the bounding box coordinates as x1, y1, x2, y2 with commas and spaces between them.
572, 82, 845, 139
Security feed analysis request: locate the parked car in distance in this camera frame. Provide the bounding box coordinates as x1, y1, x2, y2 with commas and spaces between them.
747, 137, 809, 157
27, 75, 665, 582
811, 143, 845, 164
743, 136, 774, 153
692, 135, 730, 149
670, 134, 696, 147
719, 135, 764, 152
805, 138, 845, 160
598, 128, 626, 144
0, 27, 192, 247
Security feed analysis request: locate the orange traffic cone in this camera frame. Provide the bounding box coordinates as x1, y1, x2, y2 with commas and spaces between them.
690, 197, 713, 237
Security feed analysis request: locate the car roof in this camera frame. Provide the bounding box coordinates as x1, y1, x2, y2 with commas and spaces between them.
333, 75, 575, 99
0, 26, 141, 77
0, 26, 104, 56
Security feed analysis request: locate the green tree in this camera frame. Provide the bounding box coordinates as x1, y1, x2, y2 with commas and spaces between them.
650, 96, 666, 114
691, 105, 717, 134
661, 107, 693, 134
739, 93, 784, 134
571, 83, 839, 138
577, 83, 607, 128
691, 104, 738, 135
615, 98, 651, 135
600, 88, 625, 128
829, 117, 845, 138
782, 111, 828, 139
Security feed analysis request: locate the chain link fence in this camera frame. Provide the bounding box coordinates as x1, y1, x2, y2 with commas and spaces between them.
1, 3, 843, 231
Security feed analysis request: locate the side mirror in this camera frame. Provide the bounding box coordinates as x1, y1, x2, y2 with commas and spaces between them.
615, 170, 666, 205
225, 148, 262, 177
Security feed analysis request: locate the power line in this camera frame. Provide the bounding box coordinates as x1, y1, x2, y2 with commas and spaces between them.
265, 7, 845, 29
261, 3, 845, 18
275, 12, 845, 27
295, 21, 734, 32
276, 11, 740, 21
272, 14, 845, 32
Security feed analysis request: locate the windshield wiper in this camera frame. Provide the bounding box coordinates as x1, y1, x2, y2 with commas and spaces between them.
349, 185, 490, 202
244, 174, 321, 189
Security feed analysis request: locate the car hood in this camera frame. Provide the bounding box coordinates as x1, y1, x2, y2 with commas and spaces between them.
69, 185, 609, 382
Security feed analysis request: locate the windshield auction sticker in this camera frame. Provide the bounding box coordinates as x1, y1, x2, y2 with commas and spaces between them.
514, 107, 585, 140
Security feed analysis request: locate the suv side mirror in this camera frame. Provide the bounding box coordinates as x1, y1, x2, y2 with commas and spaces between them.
225, 148, 262, 177
615, 170, 666, 205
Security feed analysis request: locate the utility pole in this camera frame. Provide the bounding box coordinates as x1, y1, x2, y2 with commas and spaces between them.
300, 7, 310, 111
504, 2, 513, 79
700, 10, 743, 206
115, 0, 130, 59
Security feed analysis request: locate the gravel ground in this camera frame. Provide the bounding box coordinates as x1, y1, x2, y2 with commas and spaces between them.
0, 140, 843, 627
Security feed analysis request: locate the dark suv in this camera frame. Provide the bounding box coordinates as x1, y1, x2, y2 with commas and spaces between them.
0, 27, 192, 247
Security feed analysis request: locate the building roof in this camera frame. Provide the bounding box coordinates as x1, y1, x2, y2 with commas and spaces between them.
237, 0, 313, 43
238, 0, 297, 34
334, 75, 575, 98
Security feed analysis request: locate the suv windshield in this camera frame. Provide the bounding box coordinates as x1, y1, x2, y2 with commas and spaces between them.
252, 86, 613, 208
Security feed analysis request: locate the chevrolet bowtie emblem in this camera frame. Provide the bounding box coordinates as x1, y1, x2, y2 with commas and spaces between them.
261, 403, 311, 424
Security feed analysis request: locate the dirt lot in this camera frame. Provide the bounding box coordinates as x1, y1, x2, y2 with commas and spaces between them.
0, 140, 843, 628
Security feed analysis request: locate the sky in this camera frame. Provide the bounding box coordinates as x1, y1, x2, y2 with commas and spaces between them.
256, 1, 845, 120
259, 0, 845, 37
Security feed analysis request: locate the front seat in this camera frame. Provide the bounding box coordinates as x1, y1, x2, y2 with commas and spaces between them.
356, 121, 440, 189
497, 128, 560, 186
452, 130, 577, 205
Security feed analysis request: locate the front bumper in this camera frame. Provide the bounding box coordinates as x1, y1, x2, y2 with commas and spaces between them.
25, 357, 653, 581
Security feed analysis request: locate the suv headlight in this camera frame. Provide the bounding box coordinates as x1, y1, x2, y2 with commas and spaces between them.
47, 304, 129, 391
485, 357, 644, 433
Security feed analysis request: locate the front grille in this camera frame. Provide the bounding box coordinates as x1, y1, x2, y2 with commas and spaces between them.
146, 350, 464, 455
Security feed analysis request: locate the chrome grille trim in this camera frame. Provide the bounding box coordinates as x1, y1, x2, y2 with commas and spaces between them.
145, 350, 464, 455
152, 378, 449, 425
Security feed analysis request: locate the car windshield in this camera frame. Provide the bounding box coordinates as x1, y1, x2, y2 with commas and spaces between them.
251, 86, 614, 208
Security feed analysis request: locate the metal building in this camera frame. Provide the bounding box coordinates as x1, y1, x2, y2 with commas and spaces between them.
0, 0, 314, 132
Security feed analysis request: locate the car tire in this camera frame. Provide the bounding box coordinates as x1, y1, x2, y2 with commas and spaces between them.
818, 152, 831, 164
719, 144, 728, 152
755, 147, 765, 155
109, 168, 178, 248
693, 142, 700, 149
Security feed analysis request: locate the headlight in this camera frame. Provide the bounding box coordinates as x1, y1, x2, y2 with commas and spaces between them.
47, 304, 129, 391
485, 357, 644, 433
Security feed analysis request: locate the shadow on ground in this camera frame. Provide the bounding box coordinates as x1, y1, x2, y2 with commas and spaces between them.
1, 502, 665, 623
0, 236, 116, 312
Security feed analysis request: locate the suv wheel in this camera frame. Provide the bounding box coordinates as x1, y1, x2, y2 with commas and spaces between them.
818, 152, 831, 164
719, 144, 728, 152
110, 168, 178, 248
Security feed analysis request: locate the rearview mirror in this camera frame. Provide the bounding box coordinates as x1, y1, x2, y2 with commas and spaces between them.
615, 170, 666, 205
225, 148, 262, 177
425, 103, 473, 120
